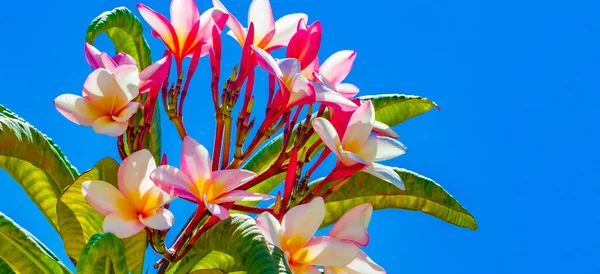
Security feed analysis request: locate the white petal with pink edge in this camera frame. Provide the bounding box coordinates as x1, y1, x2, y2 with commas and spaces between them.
267, 13, 308, 48
112, 102, 141, 123
372, 120, 400, 138
150, 165, 200, 202
103, 212, 145, 238
291, 236, 359, 267
82, 180, 133, 216
209, 169, 257, 194
252, 46, 283, 77
363, 163, 405, 190
281, 197, 324, 252
335, 83, 360, 98
118, 149, 158, 210
341, 101, 375, 151
320, 50, 357, 86
92, 117, 128, 137
54, 94, 103, 126
329, 203, 372, 246
138, 4, 178, 52
139, 208, 174, 230
204, 197, 230, 220
311, 117, 342, 158
211, 190, 272, 204
170, 0, 200, 37
180, 136, 212, 183
247, 0, 275, 42
256, 212, 282, 248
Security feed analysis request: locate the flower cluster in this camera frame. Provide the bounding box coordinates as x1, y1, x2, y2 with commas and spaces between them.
54, 0, 410, 272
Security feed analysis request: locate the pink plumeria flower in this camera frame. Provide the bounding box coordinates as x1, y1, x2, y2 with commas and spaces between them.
213, 0, 306, 51
54, 65, 141, 136
256, 197, 360, 273
323, 203, 386, 274
82, 150, 174, 238
137, 0, 228, 70
150, 136, 271, 220
84, 43, 171, 93
307, 50, 360, 100
286, 19, 322, 71
311, 101, 407, 189
252, 46, 357, 111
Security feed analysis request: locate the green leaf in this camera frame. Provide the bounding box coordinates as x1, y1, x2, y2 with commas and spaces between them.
76, 233, 128, 274
167, 215, 290, 274
56, 158, 146, 272
86, 7, 152, 69
0, 104, 78, 232
241, 94, 439, 203
0, 212, 71, 273
309, 168, 477, 230
145, 102, 162, 164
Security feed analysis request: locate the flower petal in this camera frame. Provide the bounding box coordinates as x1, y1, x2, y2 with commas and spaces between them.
282, 197, 325, 252
211, 190, 272, 204
180, 136, 212, 184
290, 264, 321, 274
209, 169, 257, 195
320, 50, 357, 86
372, 120, 400, 138
170, 0, 199, 39
311, 117, 342, 158
118, 149, 159, 211
289, 73, 313, 106
100, 53, 118, 72
363, 163, 405, 190
54, 94, 103, 126
341, 101, 375, 151
277, 58, 301, 78
92, 116, 128, 137
82, 68, 122, 113
344, 250, 386, 274
138, 4, 178, 53
204, 199, 230, 220
335, 83, 360, 99
112, 53, 137, 66
84, 43, 102, 69
150, 165, 200, 202
139, 55, 171, 92
291, 236, 360, 267
139, 208, 174, 230
248, 0, 275, 42
213, 0, 246, 45
363, 136, 407, 162
267, 13, 308, 48
256, 212, 282, 248
329, 203, 372, 246
252, 45, 283, 78
82, 180, 133, 216
113, 65, 140, 107
112, 102, 141, 123
338, 150, 368, 167
314, 83, 357, 111
104, 212, 145, 238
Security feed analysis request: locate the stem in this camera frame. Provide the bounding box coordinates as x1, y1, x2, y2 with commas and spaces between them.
221, 115, 232, 169
212, 110, 224, 171
170, 116, 187, 140
117, 135, 126, 160
298, 176, 338, 205
230, 204, 274, 214
167, 205, 206, 261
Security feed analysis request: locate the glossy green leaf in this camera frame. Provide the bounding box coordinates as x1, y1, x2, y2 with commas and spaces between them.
309, 168, 477, 230
0, 104, 78, 232
76, 233, 128, 274
86, 7, 152, 69
167, 215, 290, 274
57, 158, 146, 272
241, 94, 439, 203
0, 212, 71, 273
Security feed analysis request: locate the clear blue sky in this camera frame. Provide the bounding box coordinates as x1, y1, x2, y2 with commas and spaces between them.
1, 0, 599, 273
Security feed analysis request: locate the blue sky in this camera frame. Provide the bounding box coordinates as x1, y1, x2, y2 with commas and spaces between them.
1, 0, 600, 273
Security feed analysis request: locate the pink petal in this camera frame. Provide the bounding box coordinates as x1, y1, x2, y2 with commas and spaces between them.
84, 43, 102, 69
291, 236, 359, 267
150, 165, 200, 202
329, 203, 372, 246
212, 0, 246, 45
267, 13, 308, 48
118, 149, 159, 211
139, 54, 171, 92
211, 190, 272, 204
82, 180, 133, 216
341, 101, 375, 151
281, 197, 325, 252
252, 45, 283, 78
170, 0, 200, 39
256, 212, 282, 248
363, 163, 405, 190
248, 0, 275, 42
92, 116, 128, 137
335, 83, 360, 99
180, 136, 212, 183
112, 102, 141, 123
320, 50, 357, 86
113, 65, 140, 105
209, 169, 257, 194
138, 4, 179, 54
197, 8, 228, 43
372, 121, 400, 138
54, 94, 103, 126
277, 58, 301, 78
204, 198, 230, 220
139, 208, 174, 230
301, 56, 319, 80
288, 73, 313, 106
99, 53, 118, 72
112, 53, 137, 66
314, 83, 358, 111
344, 250, 386, 274
103, 212, 145, 238
311, 118, 342, 158
82, 68, 123, 113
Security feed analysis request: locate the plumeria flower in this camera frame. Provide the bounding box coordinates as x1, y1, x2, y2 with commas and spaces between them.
54, 65, 141, 136
309, 50, 360, 99
82, 149, 174, 238
256, 197, 360, 273
213, 0, 306, 52
323, 203, 386, 274
137, 0, 228, 70
311, 101, 407, 189
83, 43, 171, 93
286, 18, 322, 73
252, 46, 357, 111
150, 136, 271, 220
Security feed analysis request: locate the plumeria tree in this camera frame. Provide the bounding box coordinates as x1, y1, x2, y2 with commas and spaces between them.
0, 0, 477, 273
